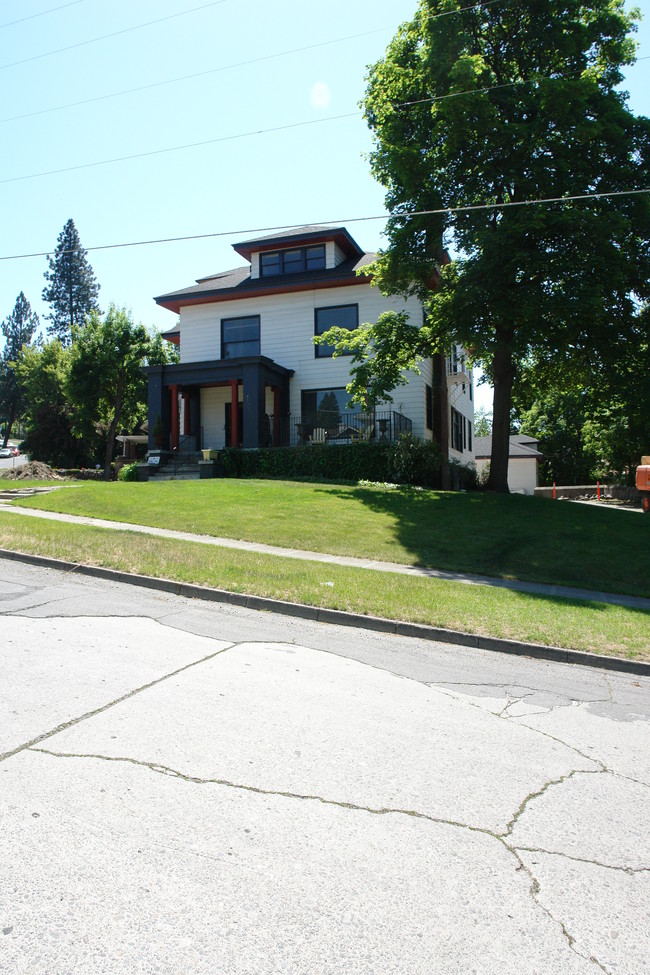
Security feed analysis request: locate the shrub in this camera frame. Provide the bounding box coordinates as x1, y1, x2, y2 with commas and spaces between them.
220, 435, 444, 488
118, 461, 138, 482
390, 433, 442, 488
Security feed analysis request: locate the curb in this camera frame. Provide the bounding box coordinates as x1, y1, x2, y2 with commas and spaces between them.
1, 546, 649, 677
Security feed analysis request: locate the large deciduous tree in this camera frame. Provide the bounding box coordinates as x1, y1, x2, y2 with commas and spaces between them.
0, 292, 40, 446
15, 340, 90, 468
332, 0, 649, 492
67, 305, 151, 480
42, 218, 100, 344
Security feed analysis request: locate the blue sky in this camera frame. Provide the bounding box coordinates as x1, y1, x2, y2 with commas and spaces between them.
1, 0, 648, 416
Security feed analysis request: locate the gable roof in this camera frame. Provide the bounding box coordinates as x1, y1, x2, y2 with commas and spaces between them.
474, 435, 543, 460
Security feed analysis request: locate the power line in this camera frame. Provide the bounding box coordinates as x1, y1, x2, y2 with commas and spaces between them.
1, 189, 647, 262
0, 2, 507, 121
0, 0, 227, 71
0, 26, 394, 125
0, 0, 87, 30
0, 112, 361, 185
5, 60, 645, 184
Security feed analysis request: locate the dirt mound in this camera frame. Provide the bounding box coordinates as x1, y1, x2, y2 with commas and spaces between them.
2, 461, 63, 481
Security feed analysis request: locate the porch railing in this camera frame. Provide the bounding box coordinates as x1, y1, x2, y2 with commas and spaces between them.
266, 410, 412, 448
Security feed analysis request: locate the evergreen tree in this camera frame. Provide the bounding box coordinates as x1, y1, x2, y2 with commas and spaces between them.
42, 218, 100, 344
0, 292, 40, 446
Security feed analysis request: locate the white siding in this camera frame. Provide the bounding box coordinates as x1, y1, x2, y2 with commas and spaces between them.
250, 254, 259, 279
332, 242, 347, 267
178, 281, 473, 451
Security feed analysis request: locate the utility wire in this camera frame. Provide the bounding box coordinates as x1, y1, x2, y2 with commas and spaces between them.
0, 26, 394, 125
0, 0, 87, 30
1, 189, 647, 262
5, 62, 645, 184
0, 2, 506, 120
0, 0, 227, 71
0, 112, 361, 185
0, 0, 500, 73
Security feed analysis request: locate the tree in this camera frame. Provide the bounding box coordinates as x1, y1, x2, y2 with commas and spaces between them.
323, 0, 650, 492
515, 304, 650, 484
473, 406, 492, 439
42, 218, 100, 344
0, 292, 40, 446
15, 340, 90, 468
67, 306, 151, 480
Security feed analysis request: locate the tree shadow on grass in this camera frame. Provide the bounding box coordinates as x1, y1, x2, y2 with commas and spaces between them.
312, 484, 648, 598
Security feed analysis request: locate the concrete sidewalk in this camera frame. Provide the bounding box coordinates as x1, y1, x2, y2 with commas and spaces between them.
2, 502, 648, 611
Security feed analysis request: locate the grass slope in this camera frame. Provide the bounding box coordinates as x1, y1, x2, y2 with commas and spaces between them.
0, 512, 647, 659
12, 479, 650, 597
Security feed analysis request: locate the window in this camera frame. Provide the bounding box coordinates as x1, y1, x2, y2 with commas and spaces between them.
259, 244, 326, 277
314, 304, 358, 357
260, 252, 281, 276
301, 388, 361, 429
426, 384, 433, 430
221, 315, 260, 359
468, 422, 472, 452
306, 245, 326, 270
451, 407, 464, 452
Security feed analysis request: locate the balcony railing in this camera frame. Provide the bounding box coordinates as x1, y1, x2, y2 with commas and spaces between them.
264, 410, 412, 448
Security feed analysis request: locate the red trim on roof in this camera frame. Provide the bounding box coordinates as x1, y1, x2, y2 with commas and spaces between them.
156, 273, 372, 314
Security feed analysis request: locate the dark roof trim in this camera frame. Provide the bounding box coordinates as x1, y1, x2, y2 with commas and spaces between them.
155, 268, 373, 315
232, 226, 364, 262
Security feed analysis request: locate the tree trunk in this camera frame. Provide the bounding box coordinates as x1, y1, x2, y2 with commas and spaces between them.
486, 336, 514, 493
2, 407, 16, 449
432, 351, 450, 489
104, 371, 125, 481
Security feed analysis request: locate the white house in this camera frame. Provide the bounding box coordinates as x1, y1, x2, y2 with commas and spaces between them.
146, 225, 474, 463
474, 434, 543, 495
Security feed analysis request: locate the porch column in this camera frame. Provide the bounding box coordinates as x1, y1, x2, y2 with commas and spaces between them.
170, 384, 179, 450
190, 392, 201, 444
182, 390, 191, 436
146, 365, 170, 451
242, 363, 265, 449
230, 379, 239, 448
273, 387, 281, 447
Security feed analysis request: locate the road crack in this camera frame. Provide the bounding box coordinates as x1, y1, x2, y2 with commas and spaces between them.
513, 845, 650, 875
0, 642, 239, 765
30, 745, 616, 971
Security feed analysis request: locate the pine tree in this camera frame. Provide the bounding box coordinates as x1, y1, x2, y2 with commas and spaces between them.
0, 292, 40, 446
42, 218, 100, 344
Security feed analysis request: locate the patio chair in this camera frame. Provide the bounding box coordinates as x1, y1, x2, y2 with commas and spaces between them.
310, 427, 327, 444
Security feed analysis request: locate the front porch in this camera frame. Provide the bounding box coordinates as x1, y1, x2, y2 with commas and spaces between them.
144, 357, 412, 459
144, 356, 294, 453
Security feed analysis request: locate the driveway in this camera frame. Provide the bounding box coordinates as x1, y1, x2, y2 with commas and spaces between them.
1, 559, 649, 974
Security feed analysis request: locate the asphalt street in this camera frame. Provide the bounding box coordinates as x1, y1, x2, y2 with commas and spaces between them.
1, 558, 649, 974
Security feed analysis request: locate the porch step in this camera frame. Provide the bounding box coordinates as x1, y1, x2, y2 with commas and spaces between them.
149, 462, 202, 481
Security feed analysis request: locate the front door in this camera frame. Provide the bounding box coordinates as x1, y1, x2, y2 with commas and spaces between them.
225, 403, 244, 448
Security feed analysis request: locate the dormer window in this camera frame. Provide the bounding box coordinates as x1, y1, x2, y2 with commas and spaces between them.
260, 244, 326, 277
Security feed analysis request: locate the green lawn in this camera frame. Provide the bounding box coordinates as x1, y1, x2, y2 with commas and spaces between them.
0, 512, 647, 660
9, 478, 649, 597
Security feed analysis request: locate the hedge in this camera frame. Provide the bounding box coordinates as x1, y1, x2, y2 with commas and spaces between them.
220, 435, 451, 488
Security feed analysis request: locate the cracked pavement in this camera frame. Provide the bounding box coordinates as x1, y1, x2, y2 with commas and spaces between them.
1, 561, 649, 974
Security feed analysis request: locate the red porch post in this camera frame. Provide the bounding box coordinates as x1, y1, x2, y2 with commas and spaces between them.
273, 387, 281, 447
170, 384, 179, 450
230, 379, 239, 448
